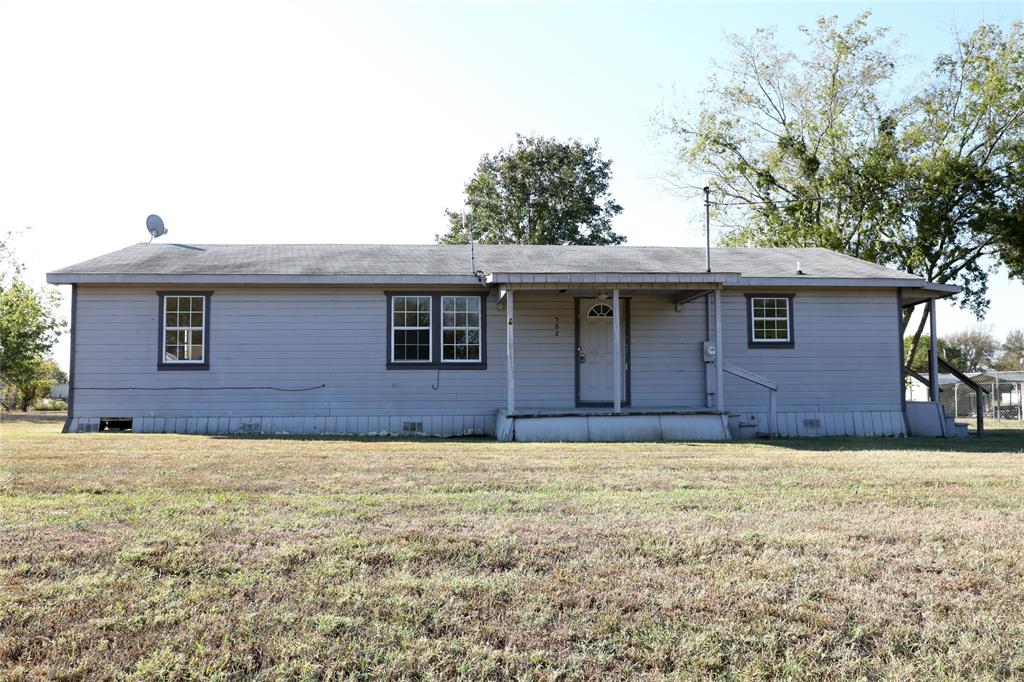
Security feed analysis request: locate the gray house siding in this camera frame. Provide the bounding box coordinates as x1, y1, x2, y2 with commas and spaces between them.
67, 285, 904, 437
630, 295, 706, 408
721, 288, 904, 436
73, 286, 505, 434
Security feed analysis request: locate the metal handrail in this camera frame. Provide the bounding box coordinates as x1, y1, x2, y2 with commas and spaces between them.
723, 363, 778, 436
938, 357, 988, 436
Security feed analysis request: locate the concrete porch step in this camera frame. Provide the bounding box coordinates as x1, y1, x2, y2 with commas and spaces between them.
496, 410, 731, 442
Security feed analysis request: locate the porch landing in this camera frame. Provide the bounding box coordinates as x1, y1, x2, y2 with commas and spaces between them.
495, 408, 731, 442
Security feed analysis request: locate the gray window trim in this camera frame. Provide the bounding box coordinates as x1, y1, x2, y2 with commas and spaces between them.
746, 293, 795, 348
157, 291, 212, 371
385, 292, 488, 370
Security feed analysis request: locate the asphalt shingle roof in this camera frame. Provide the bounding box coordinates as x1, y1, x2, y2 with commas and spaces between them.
49, 243, 924, 280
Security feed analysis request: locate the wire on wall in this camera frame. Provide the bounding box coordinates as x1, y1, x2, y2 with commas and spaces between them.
75, 384, 327, 391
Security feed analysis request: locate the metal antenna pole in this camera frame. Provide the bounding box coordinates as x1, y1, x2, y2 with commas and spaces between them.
464, 210, 476, 275
704, 186, 711, 273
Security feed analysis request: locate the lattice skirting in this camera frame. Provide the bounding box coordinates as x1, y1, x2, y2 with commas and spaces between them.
66, 414, 495, 437
738, 410, 907, 437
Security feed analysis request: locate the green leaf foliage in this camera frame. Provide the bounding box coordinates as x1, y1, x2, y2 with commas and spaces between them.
439, 134, 625, 245
1, 245, 66, 411
941, 327, 1000, 372
658, 15, 1024, 322
995, 329, 1024, 370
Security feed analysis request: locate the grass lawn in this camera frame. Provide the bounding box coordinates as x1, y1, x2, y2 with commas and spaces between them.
2, 415, 1023, 680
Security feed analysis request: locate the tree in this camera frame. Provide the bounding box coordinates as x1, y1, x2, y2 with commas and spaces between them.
656, 15, 1024, 364
942, 327, 999, 371
0, 240, 66, 411
904, 335, 954, 373
995, 329, 1024, 370
0, 357, 66, 412
438, 134, 625, 245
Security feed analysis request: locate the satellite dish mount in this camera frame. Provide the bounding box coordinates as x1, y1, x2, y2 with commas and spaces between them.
146, 214, 167, 243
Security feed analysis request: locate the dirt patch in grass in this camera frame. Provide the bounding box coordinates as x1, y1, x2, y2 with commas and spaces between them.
2, 415, 1023, 679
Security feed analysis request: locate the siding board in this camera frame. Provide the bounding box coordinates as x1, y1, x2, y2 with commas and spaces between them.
70, 285, 902, 435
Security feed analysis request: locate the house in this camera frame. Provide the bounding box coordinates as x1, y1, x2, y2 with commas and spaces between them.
48, 382, 70, 400
46, 243, 961, 440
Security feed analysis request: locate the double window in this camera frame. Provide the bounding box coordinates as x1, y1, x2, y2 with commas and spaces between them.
747, 294, 794, 347
388, 293, 486, 368
159, 292, 211, 369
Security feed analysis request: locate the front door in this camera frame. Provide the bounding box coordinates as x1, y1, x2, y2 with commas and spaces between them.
577, 299, 628, 405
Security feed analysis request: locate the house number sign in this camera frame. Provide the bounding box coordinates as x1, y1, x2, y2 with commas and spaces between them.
554, 316, 560, 336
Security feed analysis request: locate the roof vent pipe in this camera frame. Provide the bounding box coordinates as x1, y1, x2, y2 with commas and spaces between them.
796, 261, 805, 275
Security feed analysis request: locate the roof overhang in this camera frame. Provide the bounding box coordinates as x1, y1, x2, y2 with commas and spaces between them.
900, 281, 962, 306
45, 273, 487, 286
45, 272, 960, 300
485, 272, 742, 286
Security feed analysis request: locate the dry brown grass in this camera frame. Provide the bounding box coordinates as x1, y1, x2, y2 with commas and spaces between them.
2, 414, 1023, 680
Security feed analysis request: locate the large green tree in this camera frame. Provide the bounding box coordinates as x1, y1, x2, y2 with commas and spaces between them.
657, 14, 1024, 362
995, 329, 1024, 370
0, 238, 66, 411
942, 327, 999, 372
438, 134, 625, 245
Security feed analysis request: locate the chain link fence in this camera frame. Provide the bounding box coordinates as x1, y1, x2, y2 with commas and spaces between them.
942, 375, 1024, 421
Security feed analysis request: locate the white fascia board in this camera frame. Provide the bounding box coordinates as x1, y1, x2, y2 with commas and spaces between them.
485, 272, 742, 285
918, 281, 962, 294
729, 277, 928, 288
45, 273, 485, 285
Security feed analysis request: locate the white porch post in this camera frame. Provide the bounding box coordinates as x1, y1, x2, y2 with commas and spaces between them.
928, 299, 940, 402
612, 289, 622, 412
714, 288, 724, 412
506, 288, 515, 413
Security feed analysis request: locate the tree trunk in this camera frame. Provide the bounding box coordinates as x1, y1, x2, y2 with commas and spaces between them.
906, 304, 930, 370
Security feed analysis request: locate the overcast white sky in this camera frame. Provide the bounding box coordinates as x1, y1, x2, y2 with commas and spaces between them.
1, 0, 1021, 370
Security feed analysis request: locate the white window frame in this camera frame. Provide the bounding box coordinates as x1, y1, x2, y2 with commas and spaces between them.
750, 296, 791, 343
440, 295, 482, 364
391, 295, 432, 363
162, 295, 206, 364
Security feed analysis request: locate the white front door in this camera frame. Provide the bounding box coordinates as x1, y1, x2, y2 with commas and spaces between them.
578, 299, 627, 405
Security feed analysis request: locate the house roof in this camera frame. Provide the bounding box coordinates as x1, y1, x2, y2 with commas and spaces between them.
46, 243, 951, 291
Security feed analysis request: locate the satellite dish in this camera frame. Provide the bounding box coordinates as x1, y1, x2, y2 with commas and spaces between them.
146, 214, 167, 242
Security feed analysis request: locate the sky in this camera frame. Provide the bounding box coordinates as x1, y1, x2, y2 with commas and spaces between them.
1, 0, 1021, 370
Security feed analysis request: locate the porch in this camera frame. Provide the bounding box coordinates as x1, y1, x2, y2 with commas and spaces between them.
490, 273, 777, 442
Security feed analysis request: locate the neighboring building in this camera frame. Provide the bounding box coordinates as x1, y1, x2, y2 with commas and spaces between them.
49, 383, 69, 400
46, 244, 960, 440
938, 371, 1024, 421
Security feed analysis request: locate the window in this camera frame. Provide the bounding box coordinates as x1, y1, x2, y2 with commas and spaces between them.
588, 303, 613, 317
392, 295, 432, 362
442, 296, 482, 362
747, 295, 794, 347
387, 293, 487, 369
159, 293, 211, 369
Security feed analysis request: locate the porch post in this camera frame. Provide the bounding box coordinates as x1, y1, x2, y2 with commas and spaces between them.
928, 299, 940, 402
613, 289, 622, 412
714, 288, 724, 412
506, 288, 515, 413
